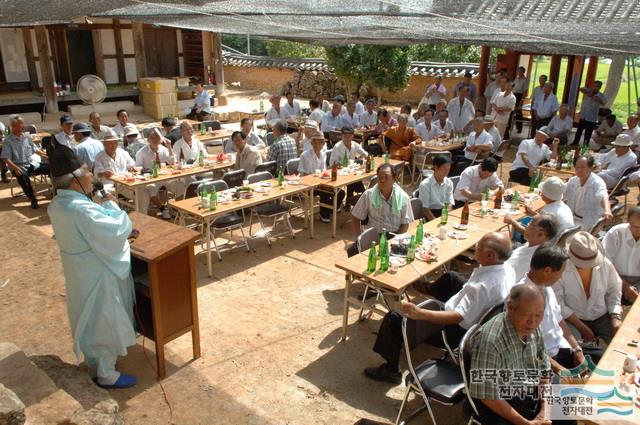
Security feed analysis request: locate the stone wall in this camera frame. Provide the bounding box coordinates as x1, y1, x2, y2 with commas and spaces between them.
224, 65, 470, 105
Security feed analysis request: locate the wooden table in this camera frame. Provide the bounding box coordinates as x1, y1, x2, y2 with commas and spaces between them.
169, 178, 315, 277
354, 128, 380, 143
579, 298, 640, 424
539, 165, 576, 179
29, 131, 51, 143
413, 140, 464, 152
334, 216, 507, 340
128, 212, 200, 379
198, 129, 233, 146
300, 159, 405, 238
109, 159, 234, 212
136, 119, 200, 130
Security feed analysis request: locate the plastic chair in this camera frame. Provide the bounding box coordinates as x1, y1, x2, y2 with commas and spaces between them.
286, 158, 300, 175
493, 139, 511, 176
199, 180, 250, 260
608, 165, 640, 211
195, 120, 221, 131
254, 161, 277, 177
458, 324, 483, 424
410, 197, 424, 221
222, 169, 246, 188
245, 171, 294, 246
554, 225, 581, 247
24, 124, 37, 134
396, 299, 466, 425
450, 175, 460, 194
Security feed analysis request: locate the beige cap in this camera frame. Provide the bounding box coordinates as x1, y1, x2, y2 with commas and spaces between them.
612, 134, 633, 147
567, 231, 604, 269
123, 124, 139, 137
540, 176, 565, 201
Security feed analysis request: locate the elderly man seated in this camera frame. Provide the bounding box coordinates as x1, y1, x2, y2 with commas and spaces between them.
453, 157, 503, 208
93, 132, 135, 185
232, 130, 262, 175
329, 126, 368, 198
554, 231, 622, 344
89, 112, 112, 141
564, 155, 612, 231
524, 177, 575, 232
344, 102, 361, 129
265, 94, 284, 127
122, 125, 146, 159
0, 115, 49, 208
359, 99, 378, 128
590, 113, 623, 150
364, 232, 514, 383
483, 117, 501, 153
509, 128, 559, 185
112, 109, 130, 138
447, 86, 476, 134
469, 284, 550, 425
188, 83, 212, 121
267, 120, 297, 173
380, 114, 420, 161
296, 120, 322, 154
504, 214, 558, 281
351, 163, 413, 237
240, 118, 265, 149
451, 118, 494, 176
414, 109, 442, 142
174, 121, 207, 163
73, 123, 104, 170
308, 99, 325, 126
55, 115, 76, 150
547, 105, 573, 145
281, 91, 301, 119
417, 154, 454, 220
602, 206, 640, 305
622, 114, 640, 148
321, 100, 349, 133
433, 108, 455, 137
160, 117, 181, 145
595, 134, 638, 189
135, 129, 183, 219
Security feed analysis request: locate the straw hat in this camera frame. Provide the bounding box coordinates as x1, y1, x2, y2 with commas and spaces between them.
304, 120, 319, 129
102, 130, 120, 143
612, 134, 633, 147
123, 125, 139, 137
540, 176, 565, 201
566, 231, 604, 269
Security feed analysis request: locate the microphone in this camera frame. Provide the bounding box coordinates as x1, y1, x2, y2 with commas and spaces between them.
92, 181, 108, 198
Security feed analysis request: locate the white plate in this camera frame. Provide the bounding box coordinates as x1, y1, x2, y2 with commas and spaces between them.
447, 230, 468, 239
453, 223, 468, 230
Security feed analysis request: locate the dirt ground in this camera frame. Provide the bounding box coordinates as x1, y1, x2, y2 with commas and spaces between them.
0, 96, 637, 425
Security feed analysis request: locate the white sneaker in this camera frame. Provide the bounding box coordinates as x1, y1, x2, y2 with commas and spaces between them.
161, 208, 171, 220
320, 216, 331, 223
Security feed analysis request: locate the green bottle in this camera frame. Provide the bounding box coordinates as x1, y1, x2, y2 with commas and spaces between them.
482, 185, 489, 201
151, 161, 159, 178
407, 235, 417, 263
198, 150, 204, 167
529, 174, 536, 192
379, 239, 389, 272
416, 219, 424, 245
277, 167, 284, 186
367, 242, 377, 273
209, 188, 217, 211
384, 153, 389, 164
259, 99, 264, 113
200, 122, 205, 135
440, 204, 448, 225
511, 191, 519, 211
378, 229, 387, 259
342, 150, 349, 167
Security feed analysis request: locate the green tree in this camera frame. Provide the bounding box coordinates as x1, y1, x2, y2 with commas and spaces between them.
265, 40, 325, 59
409, 44, 504, 64
325, 45, 411, 92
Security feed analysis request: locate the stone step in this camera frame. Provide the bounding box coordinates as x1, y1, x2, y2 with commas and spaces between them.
0, 343, 58, 408
24, 389, 81, 425
0, 383, 25, 425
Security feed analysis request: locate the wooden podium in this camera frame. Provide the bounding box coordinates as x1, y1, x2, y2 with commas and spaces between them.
128, 212, 201, 378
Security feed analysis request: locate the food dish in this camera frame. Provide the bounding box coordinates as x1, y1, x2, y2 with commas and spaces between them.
447, 230, 468, 239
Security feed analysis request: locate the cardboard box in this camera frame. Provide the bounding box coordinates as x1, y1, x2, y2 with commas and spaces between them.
172, 76, 190, 87
143, 103, 179, 119
138, 78, 176, 93
141, 92, 177, 107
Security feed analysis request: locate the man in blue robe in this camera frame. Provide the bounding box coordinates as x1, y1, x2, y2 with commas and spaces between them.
47, 143, 137, 389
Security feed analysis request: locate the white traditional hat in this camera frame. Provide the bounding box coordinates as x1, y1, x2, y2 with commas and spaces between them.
540, 176, 565, 201
566, 231, 604, 269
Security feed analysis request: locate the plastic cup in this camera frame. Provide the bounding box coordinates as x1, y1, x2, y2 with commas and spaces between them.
242, 179, 249, 187
314, 169, 321, 177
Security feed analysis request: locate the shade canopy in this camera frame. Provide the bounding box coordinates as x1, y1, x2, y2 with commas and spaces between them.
2, 0, 639, 55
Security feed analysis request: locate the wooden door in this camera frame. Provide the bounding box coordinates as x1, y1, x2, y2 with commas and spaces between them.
143, 27, 179, 78
181, 30, 204, 78
66, 30, 97, 84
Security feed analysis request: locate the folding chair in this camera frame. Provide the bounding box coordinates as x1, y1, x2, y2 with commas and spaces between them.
410, 198, 424, 221
255, 160, 278, 177
199, 180, 250, 261
458, 324, 483, 425
325, 149, 333, 167
246, 171, 294, 246
608, 165, 640, 212
222, 169, 246, 188
590, 203, 625, 238
24, 124, 37, 134
195, 120, 221, 131
553, 225, 581, 247
493, 139, 511, 177
286, 158, 300, 175
340, 175, 378, 229
396, 299, 466, 425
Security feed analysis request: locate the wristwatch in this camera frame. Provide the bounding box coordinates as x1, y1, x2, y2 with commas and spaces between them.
610, 313, 622, 321
572, 347, 583, 354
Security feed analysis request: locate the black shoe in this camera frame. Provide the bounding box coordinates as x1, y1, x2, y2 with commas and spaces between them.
30, 198, 39, 209
364, 363, 402, 384
1, 174, 9, 183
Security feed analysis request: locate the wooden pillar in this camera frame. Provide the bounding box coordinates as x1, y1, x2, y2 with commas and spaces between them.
562, 56, 575, 105
549, 55, 562, 94
21, 28, 39, 90
131, 22, 147, 80
566, 55, 585, 117
585, 56, 598, 87
112, 19, 126, 84
201, 31, 213, 83
478, 46, 490, 93
211, 32, 227, 106
92, 29, 105, 81
34, 26, 58, 114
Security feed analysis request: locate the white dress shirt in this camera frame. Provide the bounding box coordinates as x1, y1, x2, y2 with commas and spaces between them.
298, 149, 326, 175
266, 107, 284, 126
111, 122, 127, 137
512, 77, 529, 94
623, 125, 640, 147
490, 91, 517, 124
54, 132, 76, 150
506, 243, 537, 282
464, 130, 493, 160
532, 92, 559, 119
511, 139, 551, 171
135, 144, 175, 169
414, 122, 442, 142
486, 126, 501, 152
602, 223, 640, 278
447, 97, 475, 131
309, 108, 325, 126
354, 101, 365, 116
351, 184, 413, 233
597, 149, 638, 188
173, 137, 207, 162
281, 100, 301, 119
554, 259, 622, 321
93, 148, 135, 183
344, 112, 360, 128
245, 131, 266, 150
564, 173, 608, 231
329, 140, 368, 165
541, 201, 575, 232
444, 264, 516, 329
360, 111, 378, 128
418, 174, 454, 209
547, 115, 573, 137
425, 83, 447, 105
516, 275, 570, 357
433, 119, 455, 135
453, 165, 503, 201
234, 144, 262, 175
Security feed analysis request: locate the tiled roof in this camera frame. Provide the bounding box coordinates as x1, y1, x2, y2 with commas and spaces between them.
222, 52, 482, 78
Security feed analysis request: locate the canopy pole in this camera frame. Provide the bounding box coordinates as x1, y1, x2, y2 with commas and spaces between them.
478, 46, 490, 94
632, 57, 638, 107
212, 32, 227, 106
627, 57, 631, 117
34, 26, 58, 115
